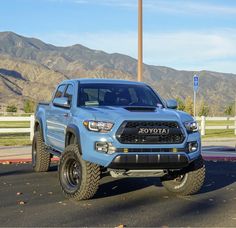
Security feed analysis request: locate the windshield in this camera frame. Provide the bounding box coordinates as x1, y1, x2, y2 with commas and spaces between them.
78, 83, 163, 107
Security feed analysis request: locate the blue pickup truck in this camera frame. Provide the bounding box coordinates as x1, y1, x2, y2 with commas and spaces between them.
33, 79, 205, 200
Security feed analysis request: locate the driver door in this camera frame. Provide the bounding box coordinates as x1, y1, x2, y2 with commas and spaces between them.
46, 84, 73, 151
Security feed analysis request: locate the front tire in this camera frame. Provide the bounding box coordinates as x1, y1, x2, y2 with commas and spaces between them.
32, 131, 51, 172
59, 145, 101, 201
161, 157, 205, 196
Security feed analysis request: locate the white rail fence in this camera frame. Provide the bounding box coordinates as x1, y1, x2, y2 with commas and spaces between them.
196, 116, 236, 136
0, 115, 35, 141
0, 112, 34, 116
0, 116, 236, 141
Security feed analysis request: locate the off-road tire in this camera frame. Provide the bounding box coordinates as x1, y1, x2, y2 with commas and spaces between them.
161, 157, 205, 195
32, 131, 51, 172
59, 144, 100, 201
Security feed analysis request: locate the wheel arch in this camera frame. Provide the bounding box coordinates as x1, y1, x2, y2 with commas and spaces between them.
34, 118, 45, 142
65, 124, 82, 154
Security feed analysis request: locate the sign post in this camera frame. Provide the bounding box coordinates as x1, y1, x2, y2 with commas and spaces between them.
193, 75, 199, 117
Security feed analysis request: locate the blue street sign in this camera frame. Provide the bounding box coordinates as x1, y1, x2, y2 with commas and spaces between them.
193, 75, 199, 91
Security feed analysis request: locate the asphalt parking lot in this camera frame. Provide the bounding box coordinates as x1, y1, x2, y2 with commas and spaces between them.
0, 161, 236, 227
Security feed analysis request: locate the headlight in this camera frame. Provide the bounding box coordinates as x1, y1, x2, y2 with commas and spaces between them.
184, 121, 198, 133
83, 120, 114, 133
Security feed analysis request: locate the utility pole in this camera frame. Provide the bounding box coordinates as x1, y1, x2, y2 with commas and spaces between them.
138, 0, 143, 82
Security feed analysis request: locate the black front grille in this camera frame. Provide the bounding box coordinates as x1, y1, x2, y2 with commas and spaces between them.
116, 121, 185, 144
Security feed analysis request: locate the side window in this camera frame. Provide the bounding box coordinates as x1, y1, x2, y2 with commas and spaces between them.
64, 85, 74, 106
54, 85, 66, 99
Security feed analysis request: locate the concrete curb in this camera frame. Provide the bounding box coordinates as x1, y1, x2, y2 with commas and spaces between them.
202, 155, 236, 162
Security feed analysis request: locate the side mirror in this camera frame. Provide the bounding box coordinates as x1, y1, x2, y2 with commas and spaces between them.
53, 97, 70, 109
166, 99, 178, 109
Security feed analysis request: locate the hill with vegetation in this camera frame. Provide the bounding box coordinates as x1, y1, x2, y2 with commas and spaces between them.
0, 31, 236, 115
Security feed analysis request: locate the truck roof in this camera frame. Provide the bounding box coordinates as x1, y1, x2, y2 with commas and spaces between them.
61, 78, 147, 85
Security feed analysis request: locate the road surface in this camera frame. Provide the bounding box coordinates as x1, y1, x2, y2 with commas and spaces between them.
0, 161, 235, 227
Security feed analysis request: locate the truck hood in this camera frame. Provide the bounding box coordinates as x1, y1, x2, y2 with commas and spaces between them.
81, 106, 193, 123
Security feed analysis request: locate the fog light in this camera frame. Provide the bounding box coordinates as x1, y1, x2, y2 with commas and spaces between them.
95, 142, 108, 152
95, 142, 116, 154
188, 142, 198, 153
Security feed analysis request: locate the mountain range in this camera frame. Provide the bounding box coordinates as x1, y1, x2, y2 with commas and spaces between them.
0, 31, 236, 115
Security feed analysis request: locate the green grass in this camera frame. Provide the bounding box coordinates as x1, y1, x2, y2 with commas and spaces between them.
206, 120, 234, 126
198, 120, 236, 139
197, 120, 234, 126
0, 133, 31, 146
0, 121, 29, 128
0, 121, 31, 146
202, 129, 235, 139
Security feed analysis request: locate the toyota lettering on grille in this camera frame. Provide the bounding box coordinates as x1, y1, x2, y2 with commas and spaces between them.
138, 128, 170, 135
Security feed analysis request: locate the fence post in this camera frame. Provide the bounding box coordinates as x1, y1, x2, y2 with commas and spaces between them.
235, 116, 236, 135
201, 116, 206, 136
30, 114, 35, 141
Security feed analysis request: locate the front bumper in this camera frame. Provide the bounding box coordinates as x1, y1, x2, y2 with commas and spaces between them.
108, 153, 189, 169
79, 122, 201, 168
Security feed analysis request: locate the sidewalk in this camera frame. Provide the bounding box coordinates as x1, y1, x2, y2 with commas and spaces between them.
0, 146, 31, 163
202, 137, 236, 141
0, 139, 236, 163
202, 139, 236, 147
0, 146, 58, 163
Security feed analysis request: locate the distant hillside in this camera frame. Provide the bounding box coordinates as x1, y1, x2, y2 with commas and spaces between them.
0, 31, 236, 115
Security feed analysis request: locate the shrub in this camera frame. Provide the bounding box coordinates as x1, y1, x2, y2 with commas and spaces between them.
6, 105, 17, 113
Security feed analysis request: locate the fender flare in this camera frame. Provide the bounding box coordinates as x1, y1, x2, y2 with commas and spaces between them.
34, 118, 45, 142
65, 124, 82, 154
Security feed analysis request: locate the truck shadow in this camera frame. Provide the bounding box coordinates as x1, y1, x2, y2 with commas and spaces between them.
95, 161, 236, 198
95, 176, 161, 199
0, 163, 58, 176
199, 161, 236, 194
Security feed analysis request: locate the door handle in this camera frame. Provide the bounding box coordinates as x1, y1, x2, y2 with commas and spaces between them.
63, 113, 70, 118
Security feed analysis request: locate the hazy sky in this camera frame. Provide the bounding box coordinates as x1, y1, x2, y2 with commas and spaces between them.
1, 0, 236, 73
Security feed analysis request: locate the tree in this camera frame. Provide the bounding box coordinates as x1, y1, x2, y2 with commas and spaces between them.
6, 105, 17, 113
176, 98, 185, 111
24, 99, 36, 113
184, 96, 194, 116
224, 103, 234, 116
198, 100, 210, 117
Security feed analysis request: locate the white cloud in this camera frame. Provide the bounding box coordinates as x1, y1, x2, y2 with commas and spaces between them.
144, 30, 236, 61
72, 0, 236, 15
146, 1, 236, 15
44, 0, 236, 16
38, 29, 236, 73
